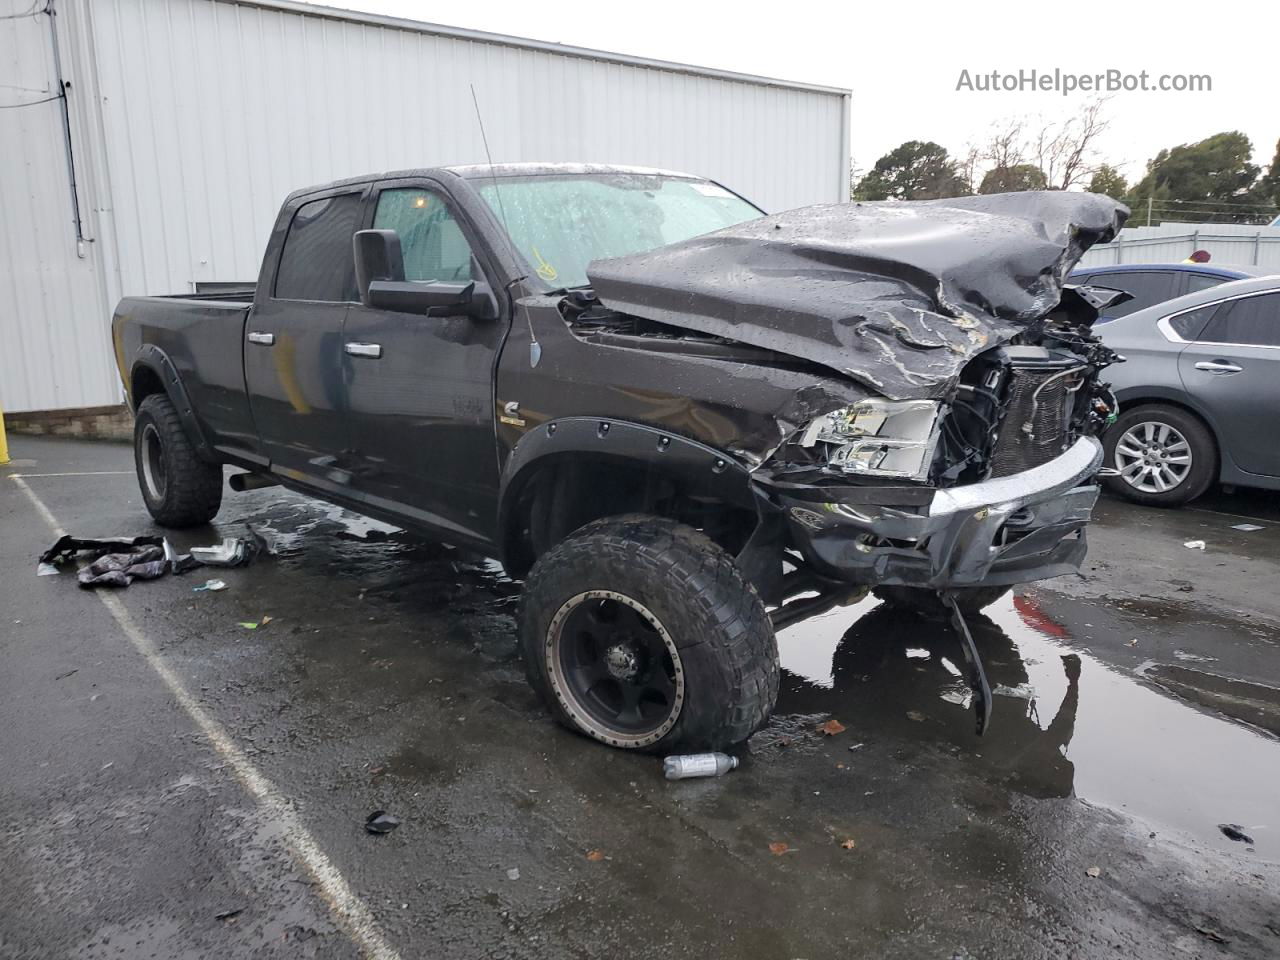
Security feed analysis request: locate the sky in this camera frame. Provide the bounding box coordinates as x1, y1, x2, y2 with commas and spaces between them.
312, 0, 1278, 187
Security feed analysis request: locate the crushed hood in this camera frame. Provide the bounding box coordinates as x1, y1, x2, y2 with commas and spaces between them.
586, 191, 1128, 400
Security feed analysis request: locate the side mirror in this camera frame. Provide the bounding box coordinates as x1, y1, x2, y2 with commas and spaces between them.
352, 229, 498, 319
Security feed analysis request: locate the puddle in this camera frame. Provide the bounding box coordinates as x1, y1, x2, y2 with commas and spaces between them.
776, 593, 1280, 859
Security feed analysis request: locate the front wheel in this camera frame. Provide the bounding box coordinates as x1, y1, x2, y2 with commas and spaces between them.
1102, 404, 1216, 507
519, 515, 778, 752
872, 585, 1011, 619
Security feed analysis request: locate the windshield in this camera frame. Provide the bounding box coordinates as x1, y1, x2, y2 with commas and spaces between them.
476, 174, 763, 288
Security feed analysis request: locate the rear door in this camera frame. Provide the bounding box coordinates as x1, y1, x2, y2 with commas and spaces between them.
245, 188, 364, 487
341, 179, 509, 541
1176, 291, 1280, 477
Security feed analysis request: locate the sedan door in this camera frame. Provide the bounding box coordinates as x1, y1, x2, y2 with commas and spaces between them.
245, 190, 364, 489
341, 181, 509, 542
1176, 291, 1280, 477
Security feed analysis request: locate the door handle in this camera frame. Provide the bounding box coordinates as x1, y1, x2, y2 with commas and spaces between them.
1194, 360, 1242, 374
246, 332, 275, 346
344, 342, 383, 359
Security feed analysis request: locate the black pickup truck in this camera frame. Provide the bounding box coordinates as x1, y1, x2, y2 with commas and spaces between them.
112, 163, 1127, 751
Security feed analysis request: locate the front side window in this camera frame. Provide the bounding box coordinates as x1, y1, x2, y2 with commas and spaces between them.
476, 174, 763, 289
274, 193, 362, 301
373, 188, 474, 283
1097, 271, 1179, 318
1199, 293, 1280, 347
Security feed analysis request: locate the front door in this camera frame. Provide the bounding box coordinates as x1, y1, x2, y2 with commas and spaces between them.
245, 190, 364, 490
342, 181, 509, 542
1177, 290, 1280, 478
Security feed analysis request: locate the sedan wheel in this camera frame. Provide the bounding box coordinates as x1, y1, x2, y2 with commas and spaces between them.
1114, 420, 1192, 495
1102, 404, 1216, 507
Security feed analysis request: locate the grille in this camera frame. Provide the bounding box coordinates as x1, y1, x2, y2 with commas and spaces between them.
989, 365, 1081, 478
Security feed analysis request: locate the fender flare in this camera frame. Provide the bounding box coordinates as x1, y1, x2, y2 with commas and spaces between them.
130, 346, 216, 461
497, 417, 761, 571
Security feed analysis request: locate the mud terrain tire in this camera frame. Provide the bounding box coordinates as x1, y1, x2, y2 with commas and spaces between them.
133, 394, 223, 527
520, 515, 778, 752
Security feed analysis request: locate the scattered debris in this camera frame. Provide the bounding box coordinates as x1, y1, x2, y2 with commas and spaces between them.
768, 842, 791, 856
847, 742, 865, 752
663, 752, 738, 780
1218, 823, 1254, 844
906, 710, 927, 723
1231, 524, 1264, 532
214, 908, 243, 922
1183, 540, 1206, 550
585, 849, 606, 862
38, 534, 199, 586
190, 532, 267, 567
1085, 866, 1101, 878
817, 719, 846, 736
506, 867, 520, 881
54, 669, 78, 681
238, 622, 260, 630
992, 683, 1036, 701
1126, 638, 1139, 646
840, 838, 856, 850
193, 579, 227, 592
364, 811, 400, 835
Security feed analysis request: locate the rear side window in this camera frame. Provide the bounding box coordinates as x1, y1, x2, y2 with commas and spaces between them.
1199, 293, 1280, 346
1186, 273, 1230, 295
373, 188, 474, 283
274, 193, 362, 301
1168, 304, 1217, 340
1095, 271, 1179, 317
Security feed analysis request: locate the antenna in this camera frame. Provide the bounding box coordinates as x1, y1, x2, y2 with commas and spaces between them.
470, 83, 541, 367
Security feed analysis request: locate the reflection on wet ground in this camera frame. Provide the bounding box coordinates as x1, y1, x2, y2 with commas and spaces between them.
777, 591, 1280, 858
231, 491, 1279, 860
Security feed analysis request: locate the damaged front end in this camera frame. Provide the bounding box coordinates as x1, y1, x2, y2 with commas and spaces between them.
582, 191, 1129, 605
758, 304, 1122, 594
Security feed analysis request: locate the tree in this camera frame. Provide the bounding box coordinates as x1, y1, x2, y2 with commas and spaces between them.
979, 163, 1048, 194
1088, 164, 1128, 200
853, 141, 970, 201
967, 99, 1112, 193
1129, 132, 1272, 223
1263, 139, 1280, 209
1031, 99, 1110, 190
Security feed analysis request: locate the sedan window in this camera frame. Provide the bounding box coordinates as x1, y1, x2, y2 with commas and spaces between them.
1186, 273, 1231, 295
1199, 293, 1280, 347
1094, 271, 1179, 318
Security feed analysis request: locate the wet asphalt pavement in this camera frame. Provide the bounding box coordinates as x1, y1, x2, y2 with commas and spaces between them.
3, 436, 1279, 959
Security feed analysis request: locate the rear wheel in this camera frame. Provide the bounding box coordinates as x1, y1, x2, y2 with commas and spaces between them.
1102, 404, 1216, 507
133, 394, 223, 527
872, 585, 1011, 619
520, 515, 778, 752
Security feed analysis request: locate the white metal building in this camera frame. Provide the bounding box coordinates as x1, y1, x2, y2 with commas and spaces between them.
0, 0, 851, 414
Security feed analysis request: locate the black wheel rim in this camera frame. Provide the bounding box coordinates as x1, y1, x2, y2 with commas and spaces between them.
140, 423, 167, 501
546, 590, 684, 748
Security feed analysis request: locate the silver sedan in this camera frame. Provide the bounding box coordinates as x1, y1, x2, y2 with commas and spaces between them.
1097, 275, 1280, 506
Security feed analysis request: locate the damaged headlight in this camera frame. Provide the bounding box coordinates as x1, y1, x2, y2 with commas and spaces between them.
798, 399, 942, 481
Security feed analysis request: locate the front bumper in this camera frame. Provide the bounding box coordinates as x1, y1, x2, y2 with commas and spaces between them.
768, 437, 1104, 589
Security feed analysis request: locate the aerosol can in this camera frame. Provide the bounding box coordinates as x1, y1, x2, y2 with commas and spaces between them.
663, 753, 739, 780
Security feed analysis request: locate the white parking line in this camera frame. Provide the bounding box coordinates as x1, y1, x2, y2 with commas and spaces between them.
7, 471, 134, 478
11, 475, 402, 960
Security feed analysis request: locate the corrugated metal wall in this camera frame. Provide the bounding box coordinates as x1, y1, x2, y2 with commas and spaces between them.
1080, 223, 1280, 271
0, 0, 850, 412
0, 3, 116, 413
